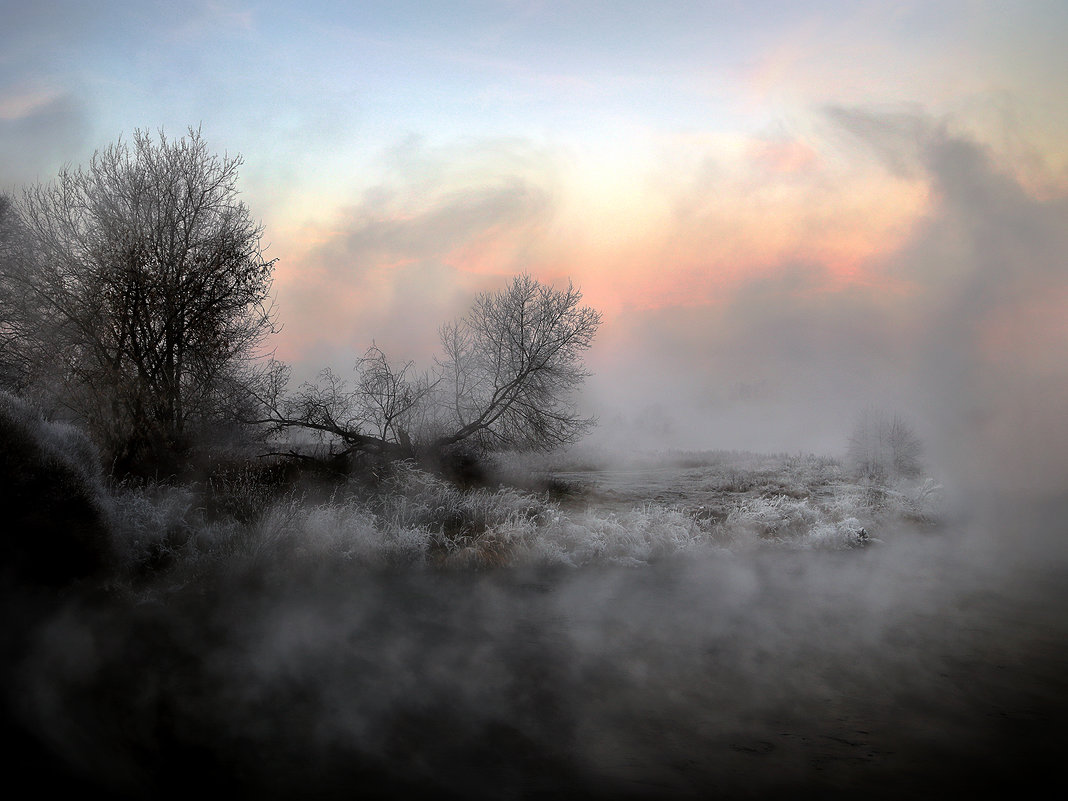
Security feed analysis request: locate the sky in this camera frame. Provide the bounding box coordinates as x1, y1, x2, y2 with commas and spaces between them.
2, 0, 1067, 491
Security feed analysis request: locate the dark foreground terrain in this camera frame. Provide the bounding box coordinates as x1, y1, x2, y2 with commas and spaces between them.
3, 492, 1066, 800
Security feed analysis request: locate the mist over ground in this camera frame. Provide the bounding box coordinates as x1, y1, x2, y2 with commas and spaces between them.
5, 485, 1066, 800
2, 392, 1064, 799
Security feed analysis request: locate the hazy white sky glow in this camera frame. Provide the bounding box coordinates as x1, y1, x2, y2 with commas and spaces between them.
3, 1, 1067, 489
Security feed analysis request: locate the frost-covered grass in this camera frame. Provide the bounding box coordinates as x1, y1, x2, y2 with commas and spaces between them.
98, 450, 944, 587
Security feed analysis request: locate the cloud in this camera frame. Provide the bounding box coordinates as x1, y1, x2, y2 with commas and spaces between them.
172, 0, 256, 38
823, 104, 931, 178
821, 108, 1068, 492
0, 88, 64, 121
584, 109, 1068, 494
0, 92, 92, 188
274, 139, 559, 373
747, 136, 819, 176
324, 179, 552, 267
898, 129, 1068, 493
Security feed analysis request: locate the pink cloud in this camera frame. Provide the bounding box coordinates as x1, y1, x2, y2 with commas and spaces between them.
747, 138, 819, 175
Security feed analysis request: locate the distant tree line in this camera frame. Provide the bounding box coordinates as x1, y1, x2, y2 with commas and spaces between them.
0, 128, 601, 479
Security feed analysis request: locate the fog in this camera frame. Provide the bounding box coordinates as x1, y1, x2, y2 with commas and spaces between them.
3, 487, 1063, 799
580, 111, 1068, 497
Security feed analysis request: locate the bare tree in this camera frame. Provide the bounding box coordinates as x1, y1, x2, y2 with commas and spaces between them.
257, 275, 602, 464
5, 128, 277, 472
434, 274, 601, 451
847, 406, 923, 483
886, 414, 923, 479
0, 194, 33, 391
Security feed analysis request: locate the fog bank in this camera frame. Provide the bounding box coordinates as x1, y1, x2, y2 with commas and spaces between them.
582, 112, 1068, 497
6, 492, 1066, 799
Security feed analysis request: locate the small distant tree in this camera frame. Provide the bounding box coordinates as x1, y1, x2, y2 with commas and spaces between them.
847, 407, 923, 483
4, 128, 277, 473
258, 274, 602, 466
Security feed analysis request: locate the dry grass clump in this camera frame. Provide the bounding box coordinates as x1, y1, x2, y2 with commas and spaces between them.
370, 462, 556, 568
526, 504, 711, 567
713, 494, 870, 550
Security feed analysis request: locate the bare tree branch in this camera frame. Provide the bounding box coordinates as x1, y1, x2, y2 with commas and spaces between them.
255, 274, 601, 464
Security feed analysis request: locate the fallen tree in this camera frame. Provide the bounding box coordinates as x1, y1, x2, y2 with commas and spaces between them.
253, 274, 602, 470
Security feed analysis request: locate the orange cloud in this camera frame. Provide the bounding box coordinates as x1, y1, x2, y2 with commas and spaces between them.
271, 118, 937, 371
747, 138, 819, 175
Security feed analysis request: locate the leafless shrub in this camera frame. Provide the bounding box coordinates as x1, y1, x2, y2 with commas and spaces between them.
847, 406, 924, 483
